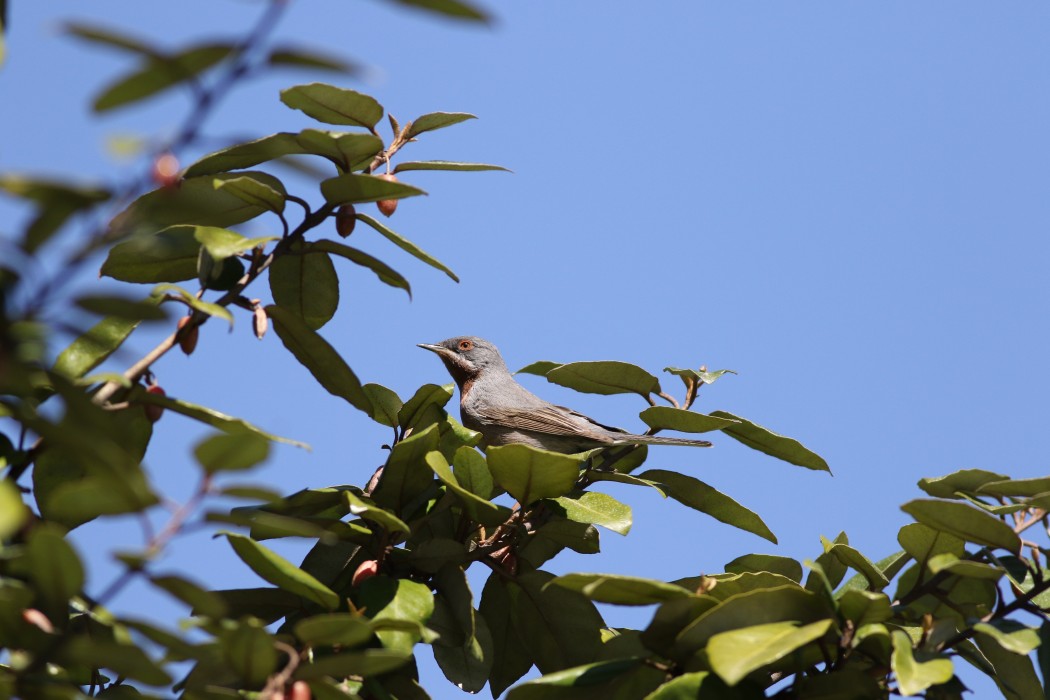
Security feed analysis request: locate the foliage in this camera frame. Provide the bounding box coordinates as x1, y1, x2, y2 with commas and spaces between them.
2, 2, 1050, 699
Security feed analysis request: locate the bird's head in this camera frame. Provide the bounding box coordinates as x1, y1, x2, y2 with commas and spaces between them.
418, 336, 507, 385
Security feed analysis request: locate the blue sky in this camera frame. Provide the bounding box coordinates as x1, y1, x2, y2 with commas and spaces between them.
3, 1, 1049, 696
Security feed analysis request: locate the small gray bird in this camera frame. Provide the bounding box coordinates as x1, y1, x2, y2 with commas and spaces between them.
418, 336, 712, 453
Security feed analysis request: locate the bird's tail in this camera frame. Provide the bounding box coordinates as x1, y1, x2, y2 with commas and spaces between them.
613, 434, 713, 448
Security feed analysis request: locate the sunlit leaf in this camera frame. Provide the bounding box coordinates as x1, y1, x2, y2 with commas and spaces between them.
486, 444, 583, 505
393, 160, 509, 173
709, 411, 830, 473
280, 82, 383, 129
225, 533, 340, 609
640, 469, 776, 543
890, 630, 954, 696
707, 619, 834, 686
549, 491, 632, 535
900, 499, 1021, 553
320, 172, 427, 205
269, 243, 340, 330
311, 239, 411, 298
356, 212, 458, 281
406, 111, 477, 137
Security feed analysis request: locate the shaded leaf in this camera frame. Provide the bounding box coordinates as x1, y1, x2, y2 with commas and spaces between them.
709, 410, 830, 472
193, 225, 275, 260
270, 244, 340, 330
639, 406, 740, 433
357, 212, 458, 281
516, 360, 563, 376
452, 445, 495, 499
546, 361, 660, 397
724, 554, 803, 583
480, 575, 534, 696
321, 172, 427, 205
312, 239, 411, 298
426, 451, 507, 526
267, 46, 360, 74
101, 225, 200, 283
280, 82, 383, 129
917, 469, 1010, 499
901, 500, 1020, 553
363, 382, 402, 428
509, 570, 604, 673
549, 573, 691, 605
54, 316, 141, 378
225, 533, 340, 609
151, 283, 234, 325
370, 424, 441, 514
27, 524, 85, 620
0, 480, 28, 539
393, 160, 509, 173
213, 174, 285, 213
194, 432, 270, 474
295, 613, 374, 648
356, 576, 435, 653
74, 294, 168, 321
266, 305, 371, 413
344, 491, 410, 534
94, 43, 234, 112
640, 469, 776, 543
486, 444, 583, 505
295, 649, 410, 680
973, 631, 1044, 700
150, 574, 228, 618
407, 112, 477, 137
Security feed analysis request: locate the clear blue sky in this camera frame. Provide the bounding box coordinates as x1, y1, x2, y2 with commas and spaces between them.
3, 1, 1049, 696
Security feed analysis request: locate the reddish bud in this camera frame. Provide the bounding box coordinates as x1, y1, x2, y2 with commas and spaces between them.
177, 316, 198, 355
253, 307, 269, 340
152, 152, 181, 189
376, 174, 399, 217
289, 681, 312, 700
22, 608, 54, 633
352, 559, 379, 587
335, 204, 356, 237
143, 385, 166, 423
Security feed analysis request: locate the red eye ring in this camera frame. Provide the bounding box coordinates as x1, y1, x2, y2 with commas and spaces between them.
458, 340, 474, 351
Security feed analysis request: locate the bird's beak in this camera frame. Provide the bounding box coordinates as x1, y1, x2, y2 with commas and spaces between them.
417, 343, 450, 357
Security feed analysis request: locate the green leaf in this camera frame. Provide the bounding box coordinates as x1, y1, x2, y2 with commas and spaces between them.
61, 637, 172, 686
27, 524, 84, 620
193, 225, 275, 260
363, 383, 403, 427
639, 406, 740, 433
973, 621, 1040, 655
505, 659, 664, 700
194, 432, 270, 474
295, 649, 410, 680
321, 172, 427, 205
295, 613, 374, 648
585, 470, 668, 496
917, 469, 1010, 499
0, 480, 28, 539
393, 160, 509, 173
296, 129, 385, 171
826, 544, 890, 590
63, 22, 157, 56
724, 554, 803, 583
900, 499, 1021, 553
269, 244, 340, 330
113, 171, 283, 232
890, 630, 954, 696
54, 316, 141, 378
480, 575, 534, 696
508, 570, 604, 673
356, 212, 459, 281
93, 43, 234, 112
101, 225, 200, 283
486, 444, 583, 505
265, 305, 371, 414
978, 476, 1050, 498
927, 553, 1005, 580
546, 361, 660, 396
973, 632, 1044, 700
150, 574, 229, 618
425, 451, 507, 526
370, 424, 441, 514
664, 366, 738, 385
837, 589, 892, 627
0, 175, 110, 252
344, 491, 410, 534
74, 294, 168, 321
225, 533, 339, 609
516, 360, 563, 376
151, 283, 234, 326
213, 174, 285, 214
549, 491, 632, 535
708, 411, 830, 473
311, 239, 411, 298
549, 573, 691, 605
130, 386, 308, 448
639, 469, 776, 543
453, 445, 495, 499
407, 112, 477, 137
356, 576, 435, 653
267, 46, 360, 75
398, 382, 454, 431
280, 83, 384, 129
185, 132, 307, 177
643, 672, 735, 699
221, 621, 278, 686
707, 619, 834, 686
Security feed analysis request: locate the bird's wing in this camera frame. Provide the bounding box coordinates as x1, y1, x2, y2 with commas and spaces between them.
474, 403, 620, 442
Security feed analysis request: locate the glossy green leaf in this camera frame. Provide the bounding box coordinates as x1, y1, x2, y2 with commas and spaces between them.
281, 82, 383, 128
311, 239, 411, 297
639, 406, 740, 433
480, 575, 534, 696
486, 444, 583, 505
74, 294, 168, 321
927, 553, 1005, 580
194, 432, 270, 474
226, 533, 339, 609
94, 43, 234, 112
101, 225, 200, 282
150, 574, 228, 618
130, 385, 308, 448
546, 361, 660, 396
826, 543, 890, 590
213, 173, 285, 213
112, 171, 283, 232
0, 480, 27, 539
393, 160, 509, 173
269, 244, 340, 329
917, 469, 1010, 499
356, 212, 459, 281
265, 305, 371, 414
549, 573, 691, 605
974, 631, 1044, 700
407, 111, 477, 137
509, 570, 604, 673
973, 621, 1040, 655
321, 172, 427, 205
357, 576, 435, 653
977, 476, 1050, 498
370, 424, 441, 514
150, 283, 234, 325
707, 619, 834, 686
550, 491, 632, 535
267, 46, 359, 74
639, 469, 776, 543
363, 383, 402, 427
709, 410, 830, 472
398, 383, 454, 430
890, 630, 954, 696
724, 554, 803, 583
901, 499, 1021, 553
426, 451, 507, 526
54, 316, 141, 378
453, 445, 495, 498
344, 491, 410, 534
295, 613, 374, 648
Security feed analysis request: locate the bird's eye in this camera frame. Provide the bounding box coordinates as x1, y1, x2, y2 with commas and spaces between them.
458, 340, 474, 352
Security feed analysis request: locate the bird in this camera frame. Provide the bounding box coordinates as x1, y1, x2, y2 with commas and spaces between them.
418, 336, 712, 453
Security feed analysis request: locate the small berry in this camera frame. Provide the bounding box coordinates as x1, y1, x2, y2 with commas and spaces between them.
22, 608, 54, 633
289, 681, 312, 700
335, 204, 356, 237
152, 152, 180, 189
376, 174, 399, 217
177, 316, 198, 355
143, 385, 166, 423
352, 559, 379, 587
